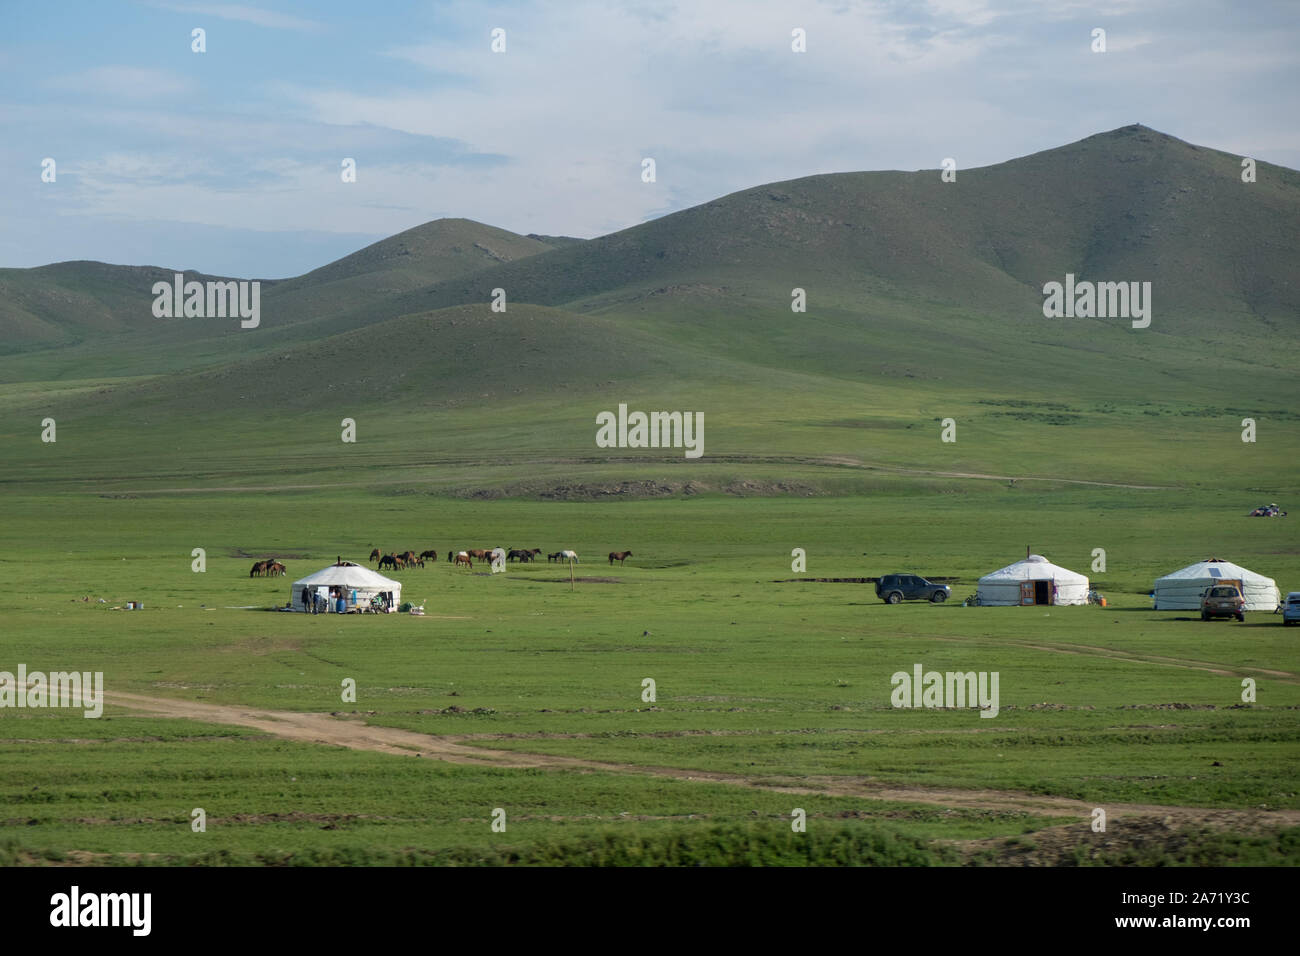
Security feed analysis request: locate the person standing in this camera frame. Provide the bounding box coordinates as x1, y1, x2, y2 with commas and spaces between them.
301, 585, 312, 613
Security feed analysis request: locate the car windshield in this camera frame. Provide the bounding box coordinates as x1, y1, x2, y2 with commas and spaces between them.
1209, 587, 1238, 597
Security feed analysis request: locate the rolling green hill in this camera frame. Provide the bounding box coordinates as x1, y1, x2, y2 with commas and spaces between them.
0, 219, 561, 379
0, 125, 1296, 496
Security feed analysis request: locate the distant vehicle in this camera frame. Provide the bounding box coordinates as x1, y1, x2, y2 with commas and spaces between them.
876, 574, 950, 604
1200, 585, 1246, 622
1283, 592, 1300, 626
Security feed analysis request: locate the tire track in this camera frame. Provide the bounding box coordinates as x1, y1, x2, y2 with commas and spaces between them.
108, 690, 1300, 828
1011, 641, 1300, 684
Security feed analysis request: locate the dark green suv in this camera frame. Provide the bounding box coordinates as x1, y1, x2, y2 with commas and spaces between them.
876, 574, 950, 604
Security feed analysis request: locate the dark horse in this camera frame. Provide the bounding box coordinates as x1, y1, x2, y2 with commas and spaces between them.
420, 550, 438, 563
369, 548, 381, 564
378, 553, 398, 571
609, 551, 633, 566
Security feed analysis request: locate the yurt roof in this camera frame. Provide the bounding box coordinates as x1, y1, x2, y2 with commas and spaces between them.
979, 554, 1088, 583
1154, 558, 1274, 585
291, 565, 400, 590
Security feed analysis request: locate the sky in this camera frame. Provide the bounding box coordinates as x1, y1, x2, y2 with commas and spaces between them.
2, 0, 1297, 277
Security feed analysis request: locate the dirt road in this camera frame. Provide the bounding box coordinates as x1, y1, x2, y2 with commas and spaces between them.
110, 689, 1299, 829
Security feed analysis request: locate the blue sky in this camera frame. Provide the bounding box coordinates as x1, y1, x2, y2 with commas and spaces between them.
2, 0, 1297, 277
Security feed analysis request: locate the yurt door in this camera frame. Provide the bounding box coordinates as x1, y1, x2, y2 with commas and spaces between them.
1019, 581, 1035, 605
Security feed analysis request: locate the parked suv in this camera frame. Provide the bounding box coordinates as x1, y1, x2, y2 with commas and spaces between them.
876, 574, 950, 604
1200, 585, 1246, 622
1283, 592, 1300, 626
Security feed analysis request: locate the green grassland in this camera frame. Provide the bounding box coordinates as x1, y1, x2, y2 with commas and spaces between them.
1, 488, 1297, 865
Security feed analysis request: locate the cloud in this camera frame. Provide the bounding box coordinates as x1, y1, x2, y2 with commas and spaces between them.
46, 66, 195, 100
145, 1, 324, 32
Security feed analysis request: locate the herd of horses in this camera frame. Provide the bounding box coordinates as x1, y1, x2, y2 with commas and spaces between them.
247, 548, 634, 578
370, 548, 438, 570
367, 548, 634, 569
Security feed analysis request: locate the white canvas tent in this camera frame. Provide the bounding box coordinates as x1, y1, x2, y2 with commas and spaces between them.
977, 554, 1089, 606
289, 563, 401, 612
1152, 558, 1279, 612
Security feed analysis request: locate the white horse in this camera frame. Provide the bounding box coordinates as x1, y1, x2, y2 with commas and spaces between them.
560, 550, 579, 563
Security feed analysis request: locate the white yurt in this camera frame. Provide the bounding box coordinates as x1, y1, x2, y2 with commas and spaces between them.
1152, 557, 1279, 611
289, 563, 401, 613
977, 554, 1089, 606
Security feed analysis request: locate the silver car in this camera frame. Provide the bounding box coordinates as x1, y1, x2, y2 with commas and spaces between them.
1284, 592, 1300, 626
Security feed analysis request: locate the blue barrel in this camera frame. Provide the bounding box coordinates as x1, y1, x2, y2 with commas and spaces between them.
336, 597, 346, 614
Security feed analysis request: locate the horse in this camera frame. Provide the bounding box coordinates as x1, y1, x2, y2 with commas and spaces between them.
609, 551, 632, 566
378, 553, 398, 571
560, 550, 579, 563
547, 552, 562, 563
454, 552, 473, 569
267, 561, 286, 577
369, 548, 381, 564
249, 560, 268, 577
419, 550, 437, 563
508, 549, 540, 563
524, 548, 542, 562
468, 549, 491, 561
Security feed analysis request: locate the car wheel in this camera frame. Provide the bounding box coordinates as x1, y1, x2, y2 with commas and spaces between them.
886, 591, 903, 605
931, 591, 947, 603
1236, 613, 1245, 623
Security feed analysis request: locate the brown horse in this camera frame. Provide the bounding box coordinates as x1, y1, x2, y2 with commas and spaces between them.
267, 561, 286, 577
369, 548, 381, 564
468, 549, 491, 561
454, 552, 473, 569
249, 560, 268, 577
609, 551, 633, 566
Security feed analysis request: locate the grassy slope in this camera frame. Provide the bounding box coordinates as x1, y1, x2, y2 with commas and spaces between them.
0, 219, 560, 378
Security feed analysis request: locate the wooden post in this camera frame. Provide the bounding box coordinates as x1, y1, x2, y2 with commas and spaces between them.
570, 558, 575, 591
